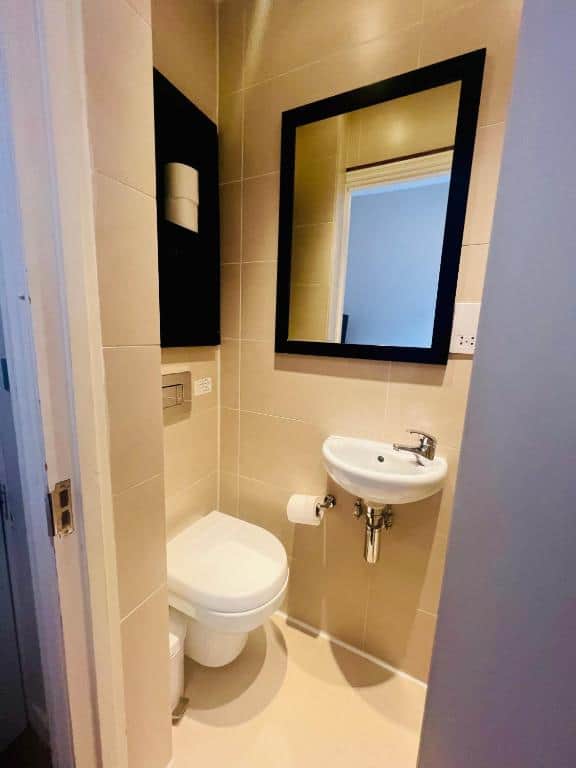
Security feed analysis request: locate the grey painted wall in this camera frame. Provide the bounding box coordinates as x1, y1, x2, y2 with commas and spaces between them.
419, 2, 576, 766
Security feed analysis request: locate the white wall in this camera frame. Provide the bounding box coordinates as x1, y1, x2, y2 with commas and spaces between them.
419, 1, 576, 765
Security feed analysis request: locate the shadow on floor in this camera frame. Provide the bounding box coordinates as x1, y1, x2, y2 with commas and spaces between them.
181, 622, 288, 727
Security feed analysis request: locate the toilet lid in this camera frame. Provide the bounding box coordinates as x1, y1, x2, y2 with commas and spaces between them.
167, 511, 288, 613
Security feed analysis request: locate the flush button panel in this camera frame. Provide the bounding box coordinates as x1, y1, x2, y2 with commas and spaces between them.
162, 371, 191, 409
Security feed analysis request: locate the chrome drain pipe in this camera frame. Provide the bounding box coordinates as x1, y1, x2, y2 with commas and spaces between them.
354, 501, 394, 564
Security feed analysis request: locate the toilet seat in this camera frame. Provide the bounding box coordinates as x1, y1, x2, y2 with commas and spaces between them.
167, 511, 288, 614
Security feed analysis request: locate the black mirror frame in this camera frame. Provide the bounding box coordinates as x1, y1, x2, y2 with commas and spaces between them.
275, 49, 486, 365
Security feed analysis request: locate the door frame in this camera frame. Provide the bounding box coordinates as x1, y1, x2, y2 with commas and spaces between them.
0, 0, 128, 765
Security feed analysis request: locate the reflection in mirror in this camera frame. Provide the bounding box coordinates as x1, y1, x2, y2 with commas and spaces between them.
288, 82, 461, 348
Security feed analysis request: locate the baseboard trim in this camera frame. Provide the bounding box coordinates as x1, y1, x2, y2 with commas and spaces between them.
275, 611, 427, 689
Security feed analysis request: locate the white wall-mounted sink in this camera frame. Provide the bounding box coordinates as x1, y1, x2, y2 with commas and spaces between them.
322, 435, 448, 505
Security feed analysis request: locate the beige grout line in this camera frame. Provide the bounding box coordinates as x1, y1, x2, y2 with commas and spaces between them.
113, 473, 162, 499
120, 581, 167, 625
93, 168, 155, 201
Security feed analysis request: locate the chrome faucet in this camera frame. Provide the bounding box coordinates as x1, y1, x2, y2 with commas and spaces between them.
393, 430, 437, 461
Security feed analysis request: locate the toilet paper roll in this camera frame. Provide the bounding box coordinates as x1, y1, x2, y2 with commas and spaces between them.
165, 196, 199, 232
165, 163, 199, 203
287, 494, 323, 526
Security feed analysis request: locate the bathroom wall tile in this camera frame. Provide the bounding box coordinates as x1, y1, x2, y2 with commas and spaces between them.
165, 471, 218, 539
243, 0, 422, 86
241, 262, 277, 341
421, 0, 523, 126
386, 358, 473, 450
221, 407, 239, 474
104, 347, 163, 495
436, 444, 462, 537
121, 587, 171, 768
114, 475, 166, 618
161, 346, 219, 412
239, 412, 326, 492
456, 244, 490, 301
243, 26, 420, 177
402, 611, 438, 682
291, 224, 334, 284
152, 0, 218, 122
163, 406, 218, 497
219, 0, 246, 94
221, 263, 241, 339
463, 123, 505, 246
418, 533, 449, 615
363, 496, 441, 679
126, 0, 151, 23
219, 471, 239, 517
287, 502, 371, 648
240, 340, 391, 437
94, 173, 159, 347
83, 0, 155, 195
221, 339, 240, 410
242, 174, 280, 262
238, 476, 295, 557
219, 91, 244, 182
220, 182, 242, 264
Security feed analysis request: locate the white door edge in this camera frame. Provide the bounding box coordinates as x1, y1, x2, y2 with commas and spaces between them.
0, 1, 128, 766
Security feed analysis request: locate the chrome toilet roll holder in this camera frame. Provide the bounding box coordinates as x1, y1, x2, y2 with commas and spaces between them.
314, 495, 336, 520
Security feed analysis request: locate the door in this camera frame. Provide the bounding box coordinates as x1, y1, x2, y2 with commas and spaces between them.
0, 458, 27, 750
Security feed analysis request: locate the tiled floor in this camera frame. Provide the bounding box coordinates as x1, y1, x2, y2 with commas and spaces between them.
172, 615, 426, 767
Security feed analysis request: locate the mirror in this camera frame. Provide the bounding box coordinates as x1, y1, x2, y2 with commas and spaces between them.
275, 50, 486, 364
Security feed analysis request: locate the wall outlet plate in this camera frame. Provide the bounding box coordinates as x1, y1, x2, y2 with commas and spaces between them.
450, 302, 481, 355
193, 376, 212, 396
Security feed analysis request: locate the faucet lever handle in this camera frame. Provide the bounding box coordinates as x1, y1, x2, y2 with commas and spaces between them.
407, 429, 437, 446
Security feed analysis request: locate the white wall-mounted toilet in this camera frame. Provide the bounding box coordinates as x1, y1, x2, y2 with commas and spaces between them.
167, 511, 289, 667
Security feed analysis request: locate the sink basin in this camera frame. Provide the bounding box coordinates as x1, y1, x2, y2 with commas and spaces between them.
322, 435, 448, 505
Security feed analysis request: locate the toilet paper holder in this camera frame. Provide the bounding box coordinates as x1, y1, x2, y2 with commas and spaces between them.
315, 494, 336, 519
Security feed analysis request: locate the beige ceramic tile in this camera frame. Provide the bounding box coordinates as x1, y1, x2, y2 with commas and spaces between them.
242, 174, 280, 262
104, 346, 163, 495
436, 443, 462, 537
220, 407, 239, 474
94, 173, 159, 346
165, 471, 218, 539
219, 471, 239, 517
219, 91, 244, 182
402, 610, 438, 682
219, 0, 246, 94
239, 412, 326, 492
386, 357, 473, 449
83, 0, 155, 194
221, 263, 241, 339
293, 153, 337, 227
241, 261, 277, 341
163, 407, 218, 497
243, 26, 420, 177
220, 339, 240, 410
240, 340, 391, 437
121, 587, 171, 768
238, 476, 295, 557
291, 224, 334, 284
418, 533, 449, 615
114, 475, 166, 618
161, 346, 219, 412
421, 0, 523, 125
287, 504, 371, 648
456, 243, 490, 300
152, 0, 218, 121
172, 616, 426, 766
243, 0, 422, 85
220, 182, 242, 264
463, 123, 506, 246
126, 0, 151, 23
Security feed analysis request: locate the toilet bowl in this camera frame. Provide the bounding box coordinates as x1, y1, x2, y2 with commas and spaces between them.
167, 511, 289, 667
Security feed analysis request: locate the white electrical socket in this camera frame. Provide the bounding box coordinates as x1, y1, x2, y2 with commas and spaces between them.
193, 377, 212, 396
450, 302, 480, 355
